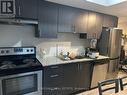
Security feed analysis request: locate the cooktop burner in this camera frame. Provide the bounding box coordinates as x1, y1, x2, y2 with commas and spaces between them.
0, 58, 41, 70
0, 61, 16, 69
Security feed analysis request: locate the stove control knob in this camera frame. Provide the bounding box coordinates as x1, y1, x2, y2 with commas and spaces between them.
27, 49, 29, 52
6, 50, 9, 53
31, 49, 33, 52
1, 50, 5, 54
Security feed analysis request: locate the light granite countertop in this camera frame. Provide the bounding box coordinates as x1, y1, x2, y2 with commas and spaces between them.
37, 55, 109, 67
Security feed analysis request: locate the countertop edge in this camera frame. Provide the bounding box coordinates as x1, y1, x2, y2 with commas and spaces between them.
37, 55, 110, 67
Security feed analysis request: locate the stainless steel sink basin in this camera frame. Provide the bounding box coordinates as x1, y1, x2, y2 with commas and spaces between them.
75, 56, 91, 59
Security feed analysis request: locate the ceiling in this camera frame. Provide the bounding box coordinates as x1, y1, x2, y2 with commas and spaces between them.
46, 0, 127, 17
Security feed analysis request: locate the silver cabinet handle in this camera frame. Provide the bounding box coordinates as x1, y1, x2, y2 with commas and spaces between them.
80, 65, 82, 70
50, 66, 59, 69
50, 74, 59, 78
50, 88, 58, 91
71, 25, 75, 32
73, 25, 76, 33
78, 64, 80, 70
19, 6, 21, 16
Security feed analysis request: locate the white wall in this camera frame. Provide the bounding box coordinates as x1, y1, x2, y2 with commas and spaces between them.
0, 24, 90, 56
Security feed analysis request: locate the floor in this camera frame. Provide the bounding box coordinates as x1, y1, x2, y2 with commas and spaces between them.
76, 70, 127, 95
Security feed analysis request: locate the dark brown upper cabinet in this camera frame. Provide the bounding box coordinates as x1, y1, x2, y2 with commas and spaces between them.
58, 5, 88, 33
87, 12, 96, 39
87, 12, 118, 39
87, 12, 104, 39
33, 1, 118, 38
15, 0, 38, 19
58, 5, 78, 33
95, 13, 104, 39
75, 9, 88, 33
103, 15, 118, 27
36, 0, 58, 38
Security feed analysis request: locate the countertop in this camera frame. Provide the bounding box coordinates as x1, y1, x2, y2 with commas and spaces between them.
37, 55, 109, 67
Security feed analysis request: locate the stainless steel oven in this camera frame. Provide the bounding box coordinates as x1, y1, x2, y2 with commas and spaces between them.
0, 70, 42, 95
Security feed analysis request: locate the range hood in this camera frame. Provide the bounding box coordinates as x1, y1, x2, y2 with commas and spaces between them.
0, 19, 38, 25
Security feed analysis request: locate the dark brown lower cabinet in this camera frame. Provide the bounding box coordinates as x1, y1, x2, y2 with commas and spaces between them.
43, 65, 63, 95
43, 62, 93, 95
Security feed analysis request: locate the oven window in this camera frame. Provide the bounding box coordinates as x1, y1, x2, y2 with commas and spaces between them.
2, 74, 38, 95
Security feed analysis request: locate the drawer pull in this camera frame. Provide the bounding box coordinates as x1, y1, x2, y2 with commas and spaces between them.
50, 74, 59, 78
50, 88, 58, 91
50, 66, 59, 69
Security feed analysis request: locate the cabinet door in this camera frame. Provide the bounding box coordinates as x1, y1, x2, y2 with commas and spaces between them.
58, 5, 78, 33
15, 0, 37, 19
95, 13, 104, 39
37, 1, 58, 38
78, 62, 93, 91
87, 12, 96, 39
62, 63, 79, 94
103, 15, 118, 27
75, 9, 88, 33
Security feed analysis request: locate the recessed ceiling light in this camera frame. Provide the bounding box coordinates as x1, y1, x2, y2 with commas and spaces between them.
86, 0, 127, 6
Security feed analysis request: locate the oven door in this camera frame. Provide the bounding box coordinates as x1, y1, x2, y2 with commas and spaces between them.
0, 71, 42, 95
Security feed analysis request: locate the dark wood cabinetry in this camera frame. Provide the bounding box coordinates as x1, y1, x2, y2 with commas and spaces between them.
15, 0, 38, 19
87, 12, 118, 39
87, 12, 96, 39
58, 6, 78, 33
87, 12, 104, 39
14, 0, 118, 38
95, 13, 104, 39
58, 6, 88, 33
43, 65, 63, 95
103, 15, 118, 27
75, 9, 88, 33
62, 62, 93, 94
37, 0, 58, 38
57, 3, 118, 39
43, 62, 93, 95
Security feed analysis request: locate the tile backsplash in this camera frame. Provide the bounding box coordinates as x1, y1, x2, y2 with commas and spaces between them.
0, 24, 90, 57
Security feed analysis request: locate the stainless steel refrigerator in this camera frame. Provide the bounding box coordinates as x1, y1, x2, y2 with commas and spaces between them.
97, 27, 122, 79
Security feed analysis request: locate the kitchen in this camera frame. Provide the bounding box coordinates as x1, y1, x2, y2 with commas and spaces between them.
0, 0, 127, 95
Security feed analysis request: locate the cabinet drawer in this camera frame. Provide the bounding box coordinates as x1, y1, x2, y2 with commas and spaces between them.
44, 65, 63, 75
44, 73, 62, 87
